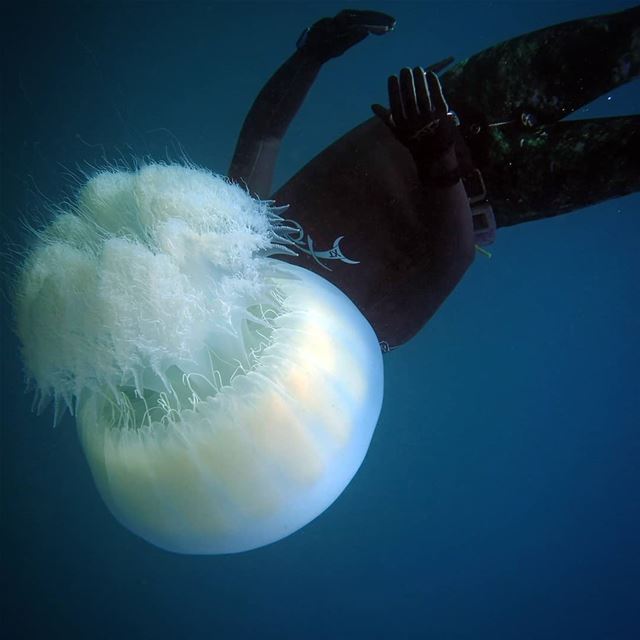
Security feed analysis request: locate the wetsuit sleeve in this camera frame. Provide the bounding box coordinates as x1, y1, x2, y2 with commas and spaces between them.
369, 68, 475, 346
227, 10, 395, 199
227, 51, 323, 199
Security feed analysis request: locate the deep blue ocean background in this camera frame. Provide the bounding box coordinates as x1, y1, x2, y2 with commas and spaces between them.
1, 2, 638, 638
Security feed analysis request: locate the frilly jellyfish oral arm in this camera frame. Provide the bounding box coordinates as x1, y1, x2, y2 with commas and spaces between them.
15, 163, 383, 554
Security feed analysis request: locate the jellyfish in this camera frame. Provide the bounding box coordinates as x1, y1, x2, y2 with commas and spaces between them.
14, 163, 383, 554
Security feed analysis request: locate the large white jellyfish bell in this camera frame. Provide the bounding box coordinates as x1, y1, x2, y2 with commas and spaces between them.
14, 163, 383, 554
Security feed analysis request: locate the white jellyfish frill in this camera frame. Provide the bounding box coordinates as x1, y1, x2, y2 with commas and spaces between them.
14, 163, 384, 554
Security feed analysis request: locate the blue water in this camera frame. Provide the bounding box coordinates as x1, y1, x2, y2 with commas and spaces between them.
1, 2, 638, 638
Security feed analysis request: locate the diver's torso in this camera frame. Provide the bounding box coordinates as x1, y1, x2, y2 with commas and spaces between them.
273, 118, 435, 346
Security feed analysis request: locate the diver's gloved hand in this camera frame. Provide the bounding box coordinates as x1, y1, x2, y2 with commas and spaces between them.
297, 10, 396, 63
424, 56, 455, 74
372, 67, 461, 187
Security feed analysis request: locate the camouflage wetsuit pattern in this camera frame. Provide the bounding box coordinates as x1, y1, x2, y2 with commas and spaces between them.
442, 4, 640, 227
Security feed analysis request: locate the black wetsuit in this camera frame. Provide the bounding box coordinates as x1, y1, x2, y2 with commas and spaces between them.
229, 5, 640, 348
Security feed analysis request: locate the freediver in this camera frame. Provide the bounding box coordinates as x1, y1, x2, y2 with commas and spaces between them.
228, 7, 640, 351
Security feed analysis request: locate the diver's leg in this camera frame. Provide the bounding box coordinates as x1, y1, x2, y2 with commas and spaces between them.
227, 10, 394, 198
441, 4, 640, 127
439, 5, 640, 228
483, 116, 640, 227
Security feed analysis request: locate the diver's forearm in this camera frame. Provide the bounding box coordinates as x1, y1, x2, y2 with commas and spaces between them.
423, 149, 476, 269
368, 167, 475, 347
405, 155, 475, 330
228, 51, 322, 197
229, 10, 395, 197
425, 181, 476, 286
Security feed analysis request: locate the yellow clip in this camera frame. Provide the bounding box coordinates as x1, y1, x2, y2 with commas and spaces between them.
475, 245, 493, 259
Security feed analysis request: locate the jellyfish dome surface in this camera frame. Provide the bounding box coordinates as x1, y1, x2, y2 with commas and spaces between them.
14, 163, 384, 554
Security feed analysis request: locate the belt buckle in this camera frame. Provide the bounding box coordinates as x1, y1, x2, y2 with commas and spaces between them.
472, 202, 496, 246
463, 169, 496, 246
463, 168, 487, 205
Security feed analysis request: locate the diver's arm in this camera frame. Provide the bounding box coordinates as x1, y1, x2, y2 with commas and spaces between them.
409, 146, 475, 320
371, 68, 474, 342
228, 9, 395, 199
375, 149, 475, 346
227, 52, 322, 199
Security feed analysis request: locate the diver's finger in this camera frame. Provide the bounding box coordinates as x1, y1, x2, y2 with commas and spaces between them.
413, 67, 430, 114
388, 74, 405, 123
426, 71, 449, 115
335, 10, 396, 35
371, 103, 393, 127
399, 67, 419, 121
424, 56, 455, 74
